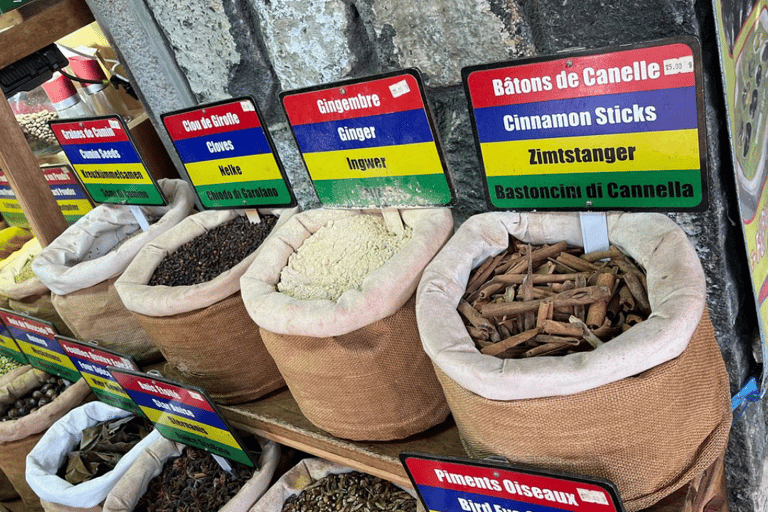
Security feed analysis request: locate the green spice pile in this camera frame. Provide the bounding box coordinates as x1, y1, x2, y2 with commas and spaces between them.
0, 375, 68, 421
135, 446, 257, 512
0, 354, 22, 374
13, 255, 36, 283
58, 415, 153, 484
149, 215, 278, 287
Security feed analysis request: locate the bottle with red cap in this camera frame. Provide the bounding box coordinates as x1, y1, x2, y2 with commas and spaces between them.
68, 56, 131, 119
42, 73, 96, 119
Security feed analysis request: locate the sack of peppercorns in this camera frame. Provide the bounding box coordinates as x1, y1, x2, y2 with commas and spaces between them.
0, 238, 74, 337
0, 368, 91, 512
32, 180, 195, 363
102, 434, 280, 512
25, 401, 161, 512
240, 208, 453, 441
114, 208, 296, 404
415, 212, 731, 512
250, 458, 421, 512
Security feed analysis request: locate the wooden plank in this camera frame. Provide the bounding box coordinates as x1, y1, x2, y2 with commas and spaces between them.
0, 90, 67, 245
0, 0, 94, 69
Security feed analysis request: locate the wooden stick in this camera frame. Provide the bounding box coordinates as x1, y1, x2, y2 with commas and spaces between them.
481, 286, 612, 317
536, 302, 553, 328
556, 252, 600, 272
458, 300, 497, 332
586, 272, 616, 329
624, 273, 651, 315
524, 341, 572, 358
466, 254, 504, 295
492, 273, 589, 285
541, 320, 584, 337
582, 246, 623, 262
481, 328, 541, 356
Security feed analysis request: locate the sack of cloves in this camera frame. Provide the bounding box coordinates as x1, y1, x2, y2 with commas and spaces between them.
416, 211, 731, 512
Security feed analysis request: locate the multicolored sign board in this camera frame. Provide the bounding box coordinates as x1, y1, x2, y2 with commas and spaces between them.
281, 69, 455, 208
109, 369, 256, 467
463, 38, 707, 211
713, 0, 768, 385
401, 453, 624, 512
0, 315, 26, 365
56, 336, 141, 415
161, 98, 295, 210
49, 116, 166, 206
0, 165, 93, 228
0, 309, 80, 382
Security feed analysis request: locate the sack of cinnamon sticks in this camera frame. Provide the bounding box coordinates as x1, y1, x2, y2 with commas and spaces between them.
416, 212, 731, 512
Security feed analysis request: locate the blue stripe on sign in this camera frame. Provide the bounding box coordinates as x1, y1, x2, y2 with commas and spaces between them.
173, 127, 273, 163
473, 86, 698, 142
417, 485, 574, 512
61, 141, 141, 165
292, 109, 434, 153
50, 185, 89, 201
6, 327, 57, 351
125, 390, 229, 430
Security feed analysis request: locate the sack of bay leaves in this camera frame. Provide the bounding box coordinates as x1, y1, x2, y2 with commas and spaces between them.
416, 212, 731, 511
0, 368, 91, 512
114, 208, 296, 404
25, 401, 161, 512
240, 208, 453, 441
0, 238, 73, 337
32, 179, 195, 363
102, 434, 280, 512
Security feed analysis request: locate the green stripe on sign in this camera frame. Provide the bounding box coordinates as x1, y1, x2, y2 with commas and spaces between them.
152, 423, 253, 467
312, 174, 452, 208
26, 357, 81, 382
196, 179, 293, 208
0, 347, 26, 365
487, 169, 703, 209
85, 183, 164, 205
94, 391, 143, 416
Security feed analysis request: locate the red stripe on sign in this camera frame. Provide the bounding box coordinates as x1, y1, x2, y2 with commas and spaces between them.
467, 43, 695, 108
111, 373, 216, 413
164, 101, 262, 141
51, 118, 130, 145
42, 168, 78, 186
404, 457, 618, 512
57, 340, 130, 368
283, 73, 425, 125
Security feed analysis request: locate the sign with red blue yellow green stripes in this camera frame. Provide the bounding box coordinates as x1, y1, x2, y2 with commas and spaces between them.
109, 368, 257, 467
0, 315, 26, 365
463, 38, 708, 211
49, 116, 166, 206
281, 69, 455, 208
161, 98, 296, 209
0, 309, 80, 382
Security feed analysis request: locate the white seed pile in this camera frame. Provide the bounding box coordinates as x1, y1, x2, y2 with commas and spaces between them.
278, 214, 412, 301
15, 111, 59, 153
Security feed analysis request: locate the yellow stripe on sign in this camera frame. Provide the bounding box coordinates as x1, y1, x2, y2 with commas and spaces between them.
58, 199, 93, 215
16, 340, 78, 372
83, 373, 130, 398
142, 407, 241, 450
481, 129, 701, 176
73, 163, 154, 184
303, 142, 443, 180
0, 335, 20, 353
183, 153, 283, 186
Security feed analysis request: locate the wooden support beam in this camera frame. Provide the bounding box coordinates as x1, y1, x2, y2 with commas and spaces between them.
0, 90, 67, 246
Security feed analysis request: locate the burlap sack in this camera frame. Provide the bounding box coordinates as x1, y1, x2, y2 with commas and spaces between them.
241, 209, 453, 441
103, 435, 280, 512
0, 365, 30, 503
26, 402, 162, 511
32, 180, 195, 362
114, 209, 296, 403
0, 239, 73, 337
416, 212, 732, 511
249, 458, 421, 512
0, 369, 91, 512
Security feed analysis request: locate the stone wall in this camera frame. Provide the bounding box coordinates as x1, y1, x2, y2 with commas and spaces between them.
85, 0, 766, 509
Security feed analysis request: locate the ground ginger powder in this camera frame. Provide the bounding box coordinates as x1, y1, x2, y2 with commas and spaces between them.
278, 214, 412, 301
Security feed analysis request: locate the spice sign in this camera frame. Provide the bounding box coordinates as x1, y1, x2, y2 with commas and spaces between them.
49, 116, 166, 206
0, 317, 26, 365
463, 38, 708, 211
0, 309, 80, 382
162, 98, 296, 209
0, 165, 93, 228
56, 336, 142, 416
401, 454, 624, 512
281, 69, 455, 208
109, 369, 256, 467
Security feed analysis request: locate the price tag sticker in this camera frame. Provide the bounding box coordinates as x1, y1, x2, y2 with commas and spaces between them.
162, 97, 296, 210
0, 316, 26, 365
49, 116, 167, 206
463, 37, 707, 211
56, 336, 141, 415
109, 368, 257, 467
0, 309, 80, 382
281, 69, 455, 208
401, 453, 625, 512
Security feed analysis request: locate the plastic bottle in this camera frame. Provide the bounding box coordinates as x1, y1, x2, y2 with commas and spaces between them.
41, 73, 96, 119
68, 56, 131, 119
